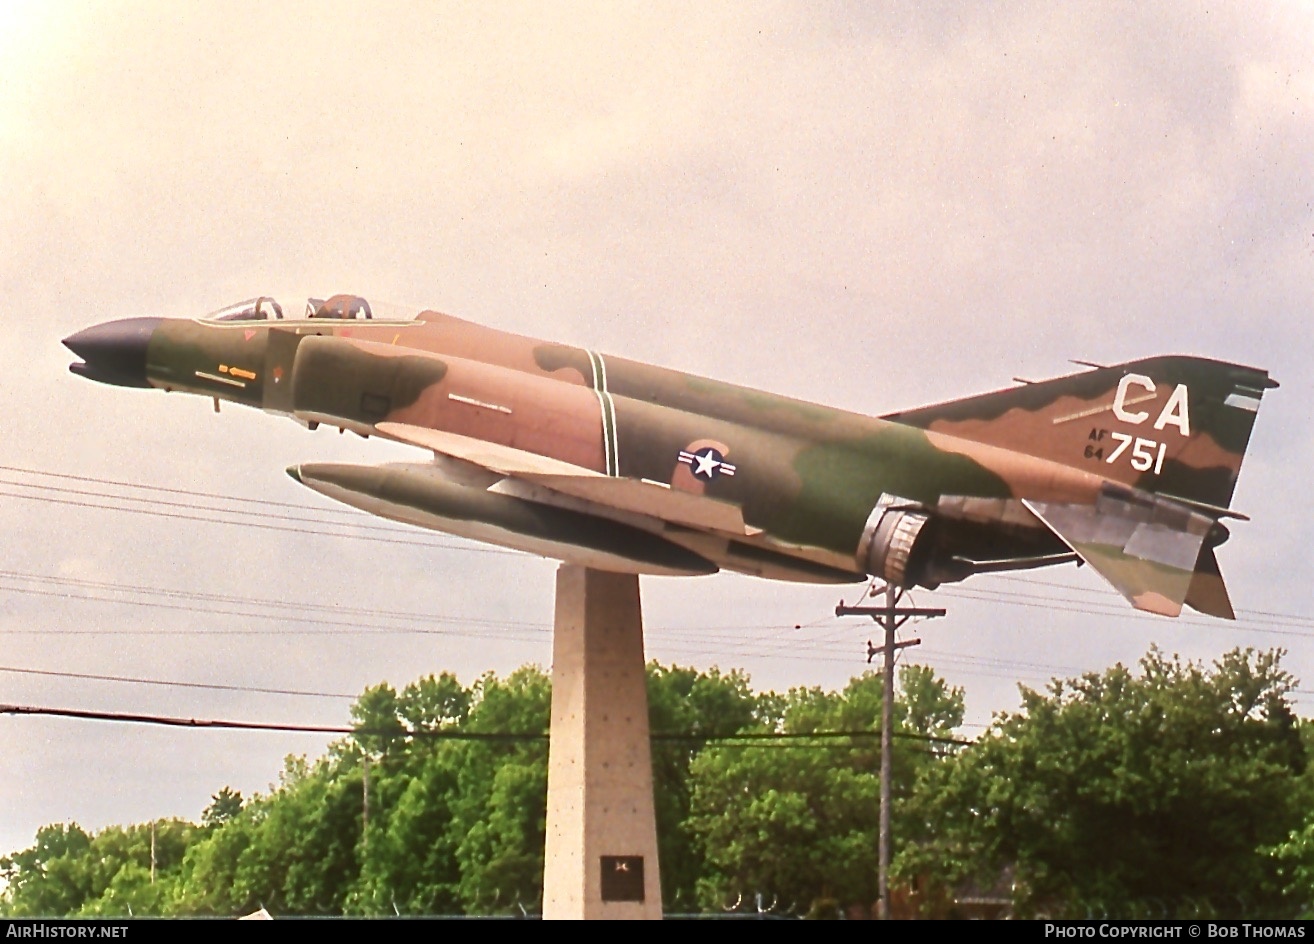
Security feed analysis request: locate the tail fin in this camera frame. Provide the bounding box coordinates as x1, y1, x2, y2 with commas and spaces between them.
888, 355, 1276, 619
885, 355, 1277, 512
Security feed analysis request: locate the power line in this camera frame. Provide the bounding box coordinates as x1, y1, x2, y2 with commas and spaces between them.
1, 703, 354, 735
0, 486, 514, 554
0, 702, 973, 747
0, 569, 846, 650
7, 463, 1311, 631
5, 562, 1311, 647
7, 462, 1312, 628
0, 464, 371, 514
0, 665, 357, 701
9, 645, 1302, 721
653, 729, 972, 747
936, 584, 1314, 638
0, 570, 549, 635
4, 463, 1312, 697
0, 704, 531, 739
1, 565, 1306, 695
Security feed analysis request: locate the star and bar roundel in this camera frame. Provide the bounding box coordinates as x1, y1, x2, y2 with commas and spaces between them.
678, 446, 737, 481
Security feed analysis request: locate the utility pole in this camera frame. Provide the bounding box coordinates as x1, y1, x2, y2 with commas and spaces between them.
362, 755, 371, 854
837, 585, 944, 920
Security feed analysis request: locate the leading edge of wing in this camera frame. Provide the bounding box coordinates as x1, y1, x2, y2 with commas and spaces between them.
375, 421, 607, 477
1024, 489, 1223, 618
375, 421, 751, 536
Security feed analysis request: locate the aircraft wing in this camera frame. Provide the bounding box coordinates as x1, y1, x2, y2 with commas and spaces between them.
375, 421, 608, 478
376, 421, 752, 536
1024, 489, 1223, 618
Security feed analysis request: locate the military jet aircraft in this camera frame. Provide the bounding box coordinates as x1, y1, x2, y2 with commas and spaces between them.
64, 295, 1276, 618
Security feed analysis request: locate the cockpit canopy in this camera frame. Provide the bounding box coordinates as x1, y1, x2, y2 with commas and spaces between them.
205, 294, 375, 322
207, 297, 284, 321
306, 295, 373, 319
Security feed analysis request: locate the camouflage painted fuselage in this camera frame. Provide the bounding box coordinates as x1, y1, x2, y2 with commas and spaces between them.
64, 302, 1276, 617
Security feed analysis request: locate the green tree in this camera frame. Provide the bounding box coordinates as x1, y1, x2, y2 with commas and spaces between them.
1, 820, 197, 918
1269, 818, 1314, 918
686, 664, 964, 916
171, 754, 364, 916
0, 824, 94, 916
350, 683, 407, 759
346, 744, 466, 915
2, 661, 979, 918
398, 672, 471, 733
449, 666, 551, 914
75, 821, 193, 916
171, 804, 265, 915
202, 787, 244, 828
901, 647, 1308, 918
1257, 722, 1314, 917
646, 663, 762, 910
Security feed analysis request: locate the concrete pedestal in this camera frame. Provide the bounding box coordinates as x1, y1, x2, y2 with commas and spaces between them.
542, 565, 662, 920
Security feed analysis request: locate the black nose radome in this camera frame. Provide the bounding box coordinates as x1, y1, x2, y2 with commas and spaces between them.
63, 317, 162, 388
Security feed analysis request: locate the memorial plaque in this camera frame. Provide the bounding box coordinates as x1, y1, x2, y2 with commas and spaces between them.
600, 855, 645, 902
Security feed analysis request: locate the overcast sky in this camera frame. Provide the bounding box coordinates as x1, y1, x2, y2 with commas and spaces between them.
2, 0, 1312, 860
